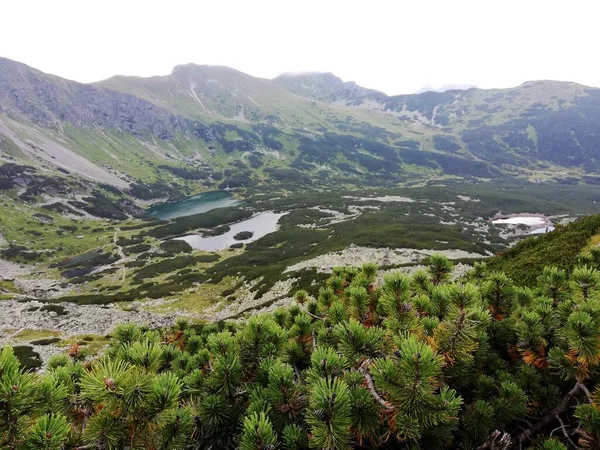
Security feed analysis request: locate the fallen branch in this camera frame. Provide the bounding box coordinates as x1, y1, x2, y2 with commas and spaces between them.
305, 309, 322, 321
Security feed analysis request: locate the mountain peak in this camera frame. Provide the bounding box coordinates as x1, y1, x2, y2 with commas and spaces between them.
171, 63, 248, 77
273, 71, 384, 102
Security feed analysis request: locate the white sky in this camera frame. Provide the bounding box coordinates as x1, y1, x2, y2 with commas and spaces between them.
1, 0, 598, 95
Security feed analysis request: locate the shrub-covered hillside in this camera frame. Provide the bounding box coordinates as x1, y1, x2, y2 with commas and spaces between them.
488, 215, 600, 286
3, 252, 600, 449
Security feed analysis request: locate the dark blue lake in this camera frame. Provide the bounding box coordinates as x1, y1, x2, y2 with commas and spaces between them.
147, 191, 241, 220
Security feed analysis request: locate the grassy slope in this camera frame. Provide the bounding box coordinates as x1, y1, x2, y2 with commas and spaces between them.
0, 195, 118, 265
487, 214, 600, 286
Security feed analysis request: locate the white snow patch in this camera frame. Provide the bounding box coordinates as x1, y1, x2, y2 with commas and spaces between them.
492, 216, 546, 226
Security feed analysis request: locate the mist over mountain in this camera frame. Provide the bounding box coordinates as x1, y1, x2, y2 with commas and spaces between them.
414, 83, 478, 94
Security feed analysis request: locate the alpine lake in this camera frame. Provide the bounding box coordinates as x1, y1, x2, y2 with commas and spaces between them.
148, 191, 286, 250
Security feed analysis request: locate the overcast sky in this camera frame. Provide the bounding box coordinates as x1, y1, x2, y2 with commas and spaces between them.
1, 0, 597, 95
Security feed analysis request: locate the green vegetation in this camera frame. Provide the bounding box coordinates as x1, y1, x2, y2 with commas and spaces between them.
122, 243, 152, 255
159, 239, 193, 255
196, 184, 600, 300
6, 57, 600, 450
10, 183, 594, 313
13, 330, 61, 341
0, 191, 124, 265
132, 254, 220, 282
0, 279, 19, 294
5, 255, 600, 448
233, 231, 253, 241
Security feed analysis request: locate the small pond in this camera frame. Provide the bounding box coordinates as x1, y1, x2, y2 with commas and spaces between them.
147, 191, 241, 220
175, 212, 287, 251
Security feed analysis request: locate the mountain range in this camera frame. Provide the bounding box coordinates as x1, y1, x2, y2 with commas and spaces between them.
1, 56, 600, 198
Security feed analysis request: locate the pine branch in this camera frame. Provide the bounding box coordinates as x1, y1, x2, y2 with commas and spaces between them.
514, 381, 587, 446
358, 363, 393, 411
306, 310, 321, 320
477, 430, 512, 449
579, 381, 593, 402
295, 300, 320, 319
556, 415, 577, 449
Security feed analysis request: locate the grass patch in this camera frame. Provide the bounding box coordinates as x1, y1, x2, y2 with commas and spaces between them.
144, 276, 243, 316
0, 279, 19, 293
15, 329, 62, 341
58, 334, 110, 355
12, 346, 41, 371
0, 196, 117, 264
582, 233, 600, 255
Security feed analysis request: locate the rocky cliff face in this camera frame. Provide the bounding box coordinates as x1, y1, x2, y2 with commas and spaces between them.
0, 58, 212, 141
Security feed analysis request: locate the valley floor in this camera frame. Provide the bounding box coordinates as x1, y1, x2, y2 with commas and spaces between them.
2, 182, 600, 366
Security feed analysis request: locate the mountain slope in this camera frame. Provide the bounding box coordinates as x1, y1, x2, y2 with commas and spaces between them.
92, 68, 600, 179
1, 57, 600, 196
96, 64, 302, 123
95, 64, 390, 134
